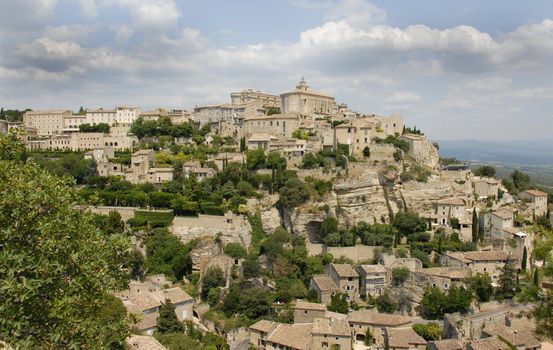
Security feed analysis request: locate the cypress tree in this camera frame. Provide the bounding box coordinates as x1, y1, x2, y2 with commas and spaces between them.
471, 209, 479, 243
0, 107, 4, 120
534, 269, 540, 287
522, 246, 528, 271
157, 299, 184, 334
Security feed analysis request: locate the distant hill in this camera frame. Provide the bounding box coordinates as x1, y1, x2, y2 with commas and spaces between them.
436, 139, 553, 166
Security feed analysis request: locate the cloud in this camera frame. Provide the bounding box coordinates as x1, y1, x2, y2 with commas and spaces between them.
110, 0, 181, 31
79, 0, 98, 17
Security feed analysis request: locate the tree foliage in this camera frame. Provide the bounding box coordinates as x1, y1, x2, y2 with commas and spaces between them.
0, 134, 132, 348
328, 292, 349, 314
465, 273, 493, 302
474, 165, 496, 177
157, 300, 184, 334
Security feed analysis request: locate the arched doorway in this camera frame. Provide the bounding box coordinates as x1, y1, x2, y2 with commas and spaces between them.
356, 333, 366, 342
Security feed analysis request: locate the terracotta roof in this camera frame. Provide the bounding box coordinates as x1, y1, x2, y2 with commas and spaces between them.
244, 113, 300, 121
249, 319, 276, 333
312, 317, 351, 337
266, 323, 313, 350
474, 177, 500, 185
493, 209, 514, 220
247, 133, 278, 142
468, 336, 509, 350
444, 252, 471, 264
436, 198, 466, 206
135, 312, 158, 330
427, 339, 463, 350
157, 287, 193, 305
386, 327, 427, 348
125, 335, 167, 350
331, 263, 359, 277
464, 251, 510, 261
421, 267, 471, 280
348, 310, 411, 327
522, 189, 548, 197
357, 264, 387, 274
295, 300, 326, 311
311, 275, 339, 292
483, 324, 541, 349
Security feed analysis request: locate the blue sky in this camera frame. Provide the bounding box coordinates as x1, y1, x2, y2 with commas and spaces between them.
1, 0, 552, 140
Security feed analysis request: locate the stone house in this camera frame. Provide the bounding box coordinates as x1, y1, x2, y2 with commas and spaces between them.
325, 263, 360, 302
441, 251, 511, 282
249, 315, 352, 350
294, 300, 327, 324
490, 208, 515, 239
482, 324, 541, 350
246, 133, 279, 150
467, 337, 510, 350
125, 335, 167, 350
182, 161, 216, 181
426, 339, 463, 350
280, 78, 336, 117
435, 198, 468, 227
208, 152, 245, 170
415, 266, 471, 291
399, 133, 440, 169
519, 189, 549, 218
243, 113, 302, 139
333, 119, 374, 156
117, 284, 193, 335
473, 177, 500, 200
385, 327, 427, 350
347, 310, 411, 346
356, 264, 387, 296
309, 275, 339, 305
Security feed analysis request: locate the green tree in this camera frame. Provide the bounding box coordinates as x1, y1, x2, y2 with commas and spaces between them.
240, 137, 246, 152
364, 327, 373, 346
522, 247, 528, 272
155, 333, 202, 350
413, 323, 442, 341
474, 165, 496, 177
392, 211, 428, 238
421, 286, 447, 319
242, 256, 261, 279
320, 215, 339, 239
246, 148, 266, 170
302, 152, 318, 169
392, 267, 410, 286
278, 178, 310, 208
201, 266, 226, 300
328, 292, 349, 314
534, 269, 540, 287
465, 273, 493, 302
0, 107, 5, 120
362, 146, 371, 158
376, 292, 397, 314
445, 285, 472, 314
157, 300, 184, 334
224, 243, 248, 259
496, 259, 518, 300
472, 209, 479, 243
511, 170, 530, 192
0, 134, 132, 348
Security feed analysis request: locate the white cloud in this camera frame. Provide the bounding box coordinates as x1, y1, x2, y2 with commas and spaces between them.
79, 0, 98, 17
111, 0, 181, 31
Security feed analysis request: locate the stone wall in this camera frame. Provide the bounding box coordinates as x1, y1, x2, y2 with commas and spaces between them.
87, 206, 139, 221
170, 214, 252, 247
323, 245, 378, 262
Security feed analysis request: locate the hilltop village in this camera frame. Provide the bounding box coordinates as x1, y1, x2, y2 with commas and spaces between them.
2, 79, 553, 350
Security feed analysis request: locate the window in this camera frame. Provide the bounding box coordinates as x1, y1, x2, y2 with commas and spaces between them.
322, 342, 328, 348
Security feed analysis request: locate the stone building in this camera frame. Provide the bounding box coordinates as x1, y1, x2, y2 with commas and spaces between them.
325, 263, 360, 302
435, 197, 467, 227
293, 300, 327, 324
309, 275, 339, 305
125, 150, 174, 185
347, 310, 411, 346
490, 208, 515, 239
385, 327, 427, 350
399, 133, 440, 169
230, 89, 280, 108
519, 189, 549, 218
116, 282, 193, 335
125, 335, 167, 350
441, 251, 511, 282
243, 113, 302, 139
280, 78, 336, 116
249, 315, 352, 350
427, 339, 463, 350
333, 119, 374, 156
473, 177, 500, 199
23, 109, 72, 136
356, 264, 387, 296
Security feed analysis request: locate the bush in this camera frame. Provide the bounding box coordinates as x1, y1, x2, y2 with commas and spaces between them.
224, 243, 248, 259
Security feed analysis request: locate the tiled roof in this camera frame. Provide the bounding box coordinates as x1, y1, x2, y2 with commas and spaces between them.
295, 300, 326, 311
157, 287, 193, 304
436, 198, 466, 206
135, 312, 158, 331
386, 327, 427, 348
348, 310, 411, 327
483, 324, 541, 349
522, 189, 548, 197
357, 264, 387, 274
331, 263, 359, 277
427, 339, 463, 350
464, 251, 510, 261
493, 209, 514, 220
421, 267, 471, 280
125, 335, 167, 350
249, 319, 275, 333
311, 275, 339, 292
468, 336, 509, 350
267, 323, 313, 350
312, 317, 351, 337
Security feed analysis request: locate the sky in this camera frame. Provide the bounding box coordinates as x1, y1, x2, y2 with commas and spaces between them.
1, 0, 553, 140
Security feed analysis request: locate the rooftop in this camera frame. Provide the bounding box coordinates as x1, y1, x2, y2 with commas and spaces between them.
125, 335, 167, 350
331, 263, 359, 277
266, 323, 313, 350
249, 319, 276, 333
357, 264, 387, 274
386, 327, 427, 348
493, 208, 515, 220
348, 310, 411, 326
157, 287, 193, 304
294, 300, 326, 312
427, 339, 463, 350
521, 189, 548, 197
312, 317, 351, 337
467, 336, 509, 350
446, 250, 510, 262
311, 275, 339, 292
436, 197, 466, 206
483, 324, 540, 349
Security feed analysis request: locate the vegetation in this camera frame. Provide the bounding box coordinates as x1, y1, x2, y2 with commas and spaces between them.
495, 259, 518, 300
392, 267, 410, 286
465, 273, 493, 302
0, 132, 132, 348
421, 285, 472, 319
328, 293, 349, 314
157, 300, 184, 334
474, 165, 496, 177
79, 123, 110, 133
143, 229, 196, 281
413, 322, 442, 341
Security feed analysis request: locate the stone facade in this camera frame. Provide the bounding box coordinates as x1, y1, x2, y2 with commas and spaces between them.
280, 78, 336, 116
519, 189, 549, 218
